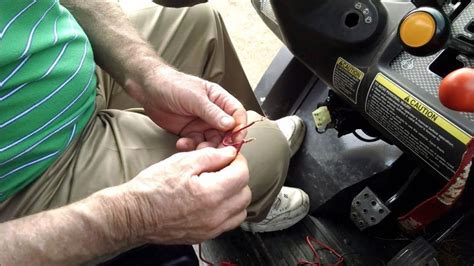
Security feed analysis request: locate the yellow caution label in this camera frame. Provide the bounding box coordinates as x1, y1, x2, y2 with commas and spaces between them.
336, 58, 364, 80
403, 95, 439, 122
375, 74, 471, 144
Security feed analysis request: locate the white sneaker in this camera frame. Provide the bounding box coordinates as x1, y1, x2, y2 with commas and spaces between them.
241, 186, 310, 233
275, 116, 306, 157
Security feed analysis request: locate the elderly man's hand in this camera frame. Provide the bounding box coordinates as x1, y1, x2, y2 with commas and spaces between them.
111, 147, 251, 244
126, 66, 248, 151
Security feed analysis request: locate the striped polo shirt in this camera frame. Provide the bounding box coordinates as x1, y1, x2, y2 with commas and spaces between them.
0, 0, 97, 201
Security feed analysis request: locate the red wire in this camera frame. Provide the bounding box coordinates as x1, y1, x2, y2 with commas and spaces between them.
221, 119, 263, 152
200, 235, 344, 266
297, 236, 344, 266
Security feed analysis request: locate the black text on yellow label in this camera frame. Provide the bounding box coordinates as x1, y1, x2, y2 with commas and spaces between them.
403, 96, 439, 122
336, 58, 364, 80
376, 74, 470, 144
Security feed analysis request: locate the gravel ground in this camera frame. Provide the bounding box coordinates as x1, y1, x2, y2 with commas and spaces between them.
208, 0, 282, 89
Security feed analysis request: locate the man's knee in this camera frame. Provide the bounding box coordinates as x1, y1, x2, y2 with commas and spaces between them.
184, 3, 222, 33
242, 111, 291, 221
123, 2, 223, 38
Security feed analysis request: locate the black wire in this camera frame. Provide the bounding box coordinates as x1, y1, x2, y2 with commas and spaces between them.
315, 126, 327, 134
384, 167, 421, 207
353, 130, 380, 142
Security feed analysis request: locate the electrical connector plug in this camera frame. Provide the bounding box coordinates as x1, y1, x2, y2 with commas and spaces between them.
312, 106, 332, 132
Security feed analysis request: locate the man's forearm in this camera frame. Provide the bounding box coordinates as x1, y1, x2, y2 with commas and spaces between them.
0, 188, 135, 265
60, 0, 168, 103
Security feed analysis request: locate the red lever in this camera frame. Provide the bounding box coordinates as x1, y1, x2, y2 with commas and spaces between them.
439, 67, 474, 112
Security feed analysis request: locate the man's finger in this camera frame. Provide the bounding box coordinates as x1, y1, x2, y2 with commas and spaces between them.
202, 83, 247, 131
178, 119, 214, 138
196, 141, 218, 150
204, 129, 223, 146
197, 100, 236, 132
211, 84, 247, 127
198, 154, 249, 196
176, 137, 196, 151
176, 131, 205, 151
181, 147, 237, 175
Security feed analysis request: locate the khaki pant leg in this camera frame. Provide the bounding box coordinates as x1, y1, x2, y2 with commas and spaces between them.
243, 111, 290, 222
103, 3, 262, 113
0, 109, 289, 222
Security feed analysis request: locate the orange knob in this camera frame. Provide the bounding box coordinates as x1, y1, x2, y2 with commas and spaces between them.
398, 7, 450, 56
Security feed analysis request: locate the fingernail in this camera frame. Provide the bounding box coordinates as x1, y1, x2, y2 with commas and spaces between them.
220, 116, 234, 128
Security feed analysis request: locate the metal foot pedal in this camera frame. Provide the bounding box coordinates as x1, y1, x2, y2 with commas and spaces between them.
350, 187, 390, 230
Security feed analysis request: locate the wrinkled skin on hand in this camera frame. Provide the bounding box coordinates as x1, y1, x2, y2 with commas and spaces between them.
118, 66, 252, 244
118, 147, 251, 245
126, 66, 248, 151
